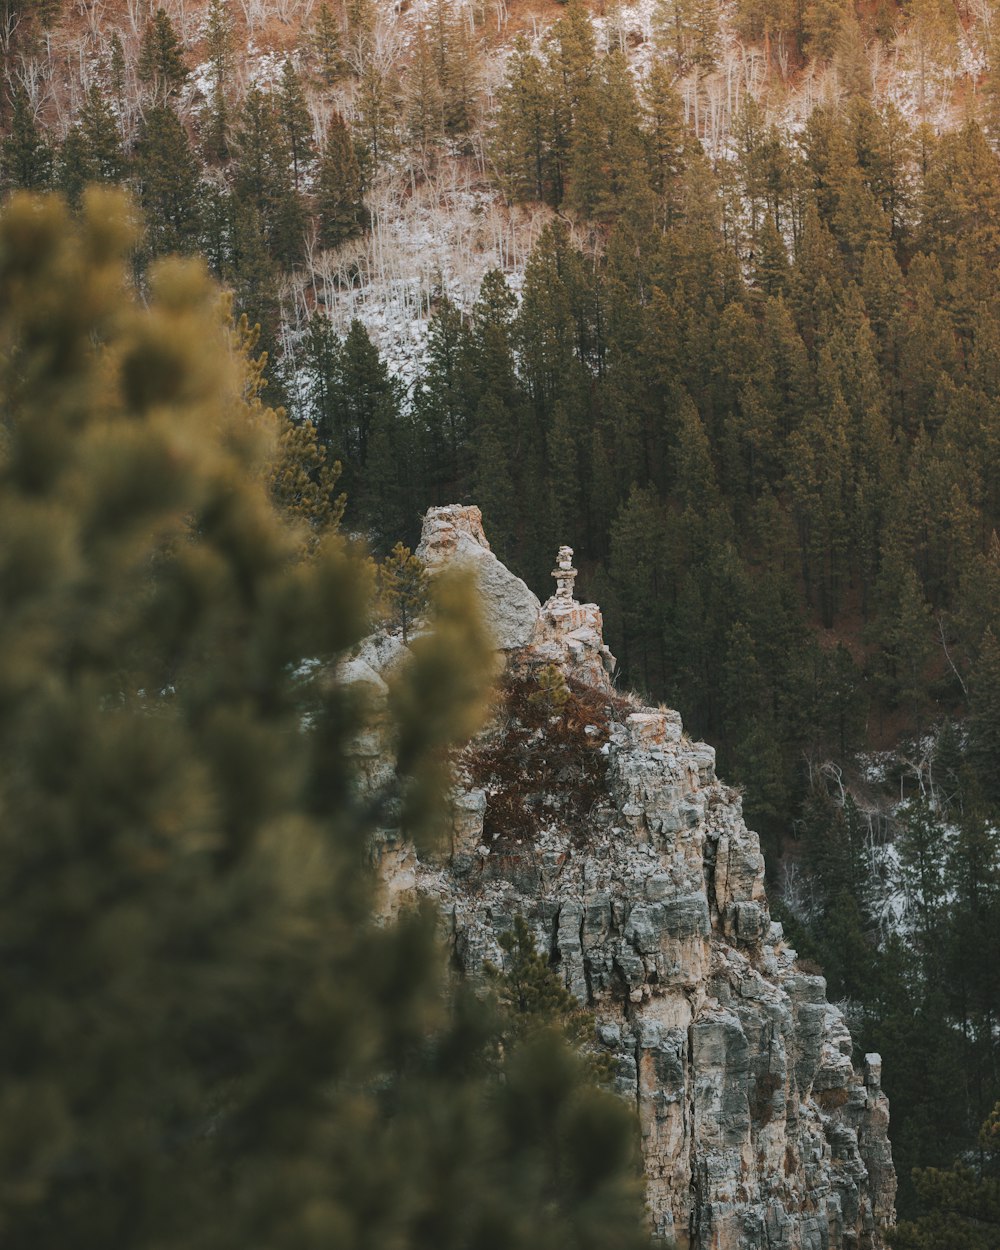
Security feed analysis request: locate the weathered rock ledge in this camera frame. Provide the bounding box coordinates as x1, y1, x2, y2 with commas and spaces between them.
367, 506, 896, 1250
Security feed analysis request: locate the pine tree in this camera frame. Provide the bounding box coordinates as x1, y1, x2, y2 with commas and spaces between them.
907, 0, 958, 122
269, 409, 346, 539
403, 25, 438, 152
867, 543, 935, 729
802, 0, 853, 61
753, 217, 790, 294
473, 395, 520, 560
920, 123, 1000, 283
278, 57, 315, 192
205, 0, 231, 81
231, 85, 305, 268
413, 296, 474, 495
137, 7, 188, 104
232, 84, 283, 216
849, 99, 913, 243
788, 199, 842, 339
898, 254, 960, 433
201, 0, 232, 163
642, 62, 688, 227
673, 390, 722, 516
802, 790, 874, 932
363, 400, 420, 545
654, 0, 717, 71
514, 222, 577, 425
133, 105, 202, 257
56, 124, 90, 208
941, 805, 1000, 1170
733, 96, 775, 244
354, 59, 400, 171
718, 617, 769, 742
299, 310, 340, 431
799, 639, 867, 760
892, 1100, 1000, 1249
431, 0, 478, 140
491, 915, 611, 1072
932, 717, 965, 810
315, 111, 365, 249
330, 318, 399, 472
312, 1, 344, 85
471, 267, 519, 407
784, 391, 852, 627
608, 485, 671, 694
346, 0, 376, 55
378, 543, 428, 641
969, 627, 1000, 805
860, 240, 904, 362
405, 0, 466, 148
896, 798, 948, 964
1, 85, 51, 191
551, 0, 596, 117
566, 50, 647, 223
491, 39, 557, 204
109, 31, 127, 105
954, 533, 1000, 674
225, 200, 285, 392
202, 81, 230, 166
546, 399, 582, 539
199, 180, 232, 278
79, 82, 125, 183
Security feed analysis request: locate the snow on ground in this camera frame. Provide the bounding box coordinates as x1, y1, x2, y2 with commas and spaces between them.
857, 751, 897, 788
296, 160, 550, 390
870, 838, 908, 935
875, 29, 978, 133
592, 0, 657, 64
959, 26, 989, 80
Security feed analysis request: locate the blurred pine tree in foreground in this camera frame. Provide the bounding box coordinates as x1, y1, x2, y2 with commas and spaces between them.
0, 191, 651, 1250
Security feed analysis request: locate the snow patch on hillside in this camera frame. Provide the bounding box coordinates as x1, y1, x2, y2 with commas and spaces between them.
297, 163, 549, 386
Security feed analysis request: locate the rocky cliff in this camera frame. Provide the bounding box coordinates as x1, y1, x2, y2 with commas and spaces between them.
362, 505, 896, 1250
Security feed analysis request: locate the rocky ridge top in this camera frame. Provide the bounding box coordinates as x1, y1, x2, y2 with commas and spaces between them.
367, 506, 896, 1250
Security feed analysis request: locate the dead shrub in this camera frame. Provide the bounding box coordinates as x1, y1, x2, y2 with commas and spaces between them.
461, 666, 628, 851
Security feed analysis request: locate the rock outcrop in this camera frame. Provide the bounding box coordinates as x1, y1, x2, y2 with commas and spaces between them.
533, 543, 618, 688
367, 507, 897, 1250
415, 504, 541, 649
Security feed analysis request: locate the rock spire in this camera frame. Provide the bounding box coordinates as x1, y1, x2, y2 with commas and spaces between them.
363, 507, 896, 1249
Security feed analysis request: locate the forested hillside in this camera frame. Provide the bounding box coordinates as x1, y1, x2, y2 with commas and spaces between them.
5, 0, 1000, 1230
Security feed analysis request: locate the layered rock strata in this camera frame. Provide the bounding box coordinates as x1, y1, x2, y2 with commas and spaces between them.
365, 506, 896, 1250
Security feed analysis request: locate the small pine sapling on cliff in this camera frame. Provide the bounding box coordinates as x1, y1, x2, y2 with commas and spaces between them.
493, 915, 603, 1058
378, 542, 428, 642
527, 662, 571, 716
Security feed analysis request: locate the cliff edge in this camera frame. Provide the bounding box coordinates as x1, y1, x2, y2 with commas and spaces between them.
368, 505, 896, 1250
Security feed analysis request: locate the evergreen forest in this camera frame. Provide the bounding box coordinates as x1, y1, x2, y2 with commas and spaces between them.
6, 0, 1000, 1237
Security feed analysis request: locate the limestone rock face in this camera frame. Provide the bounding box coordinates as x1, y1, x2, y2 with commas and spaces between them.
415, 504, 541, 649
534, 595, 618, 690
373, 507, 896, 1250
